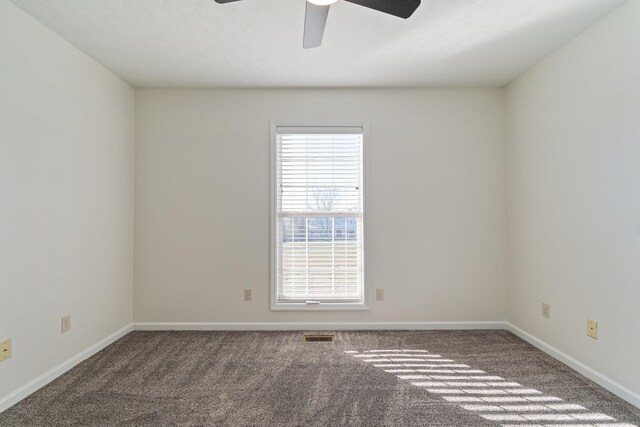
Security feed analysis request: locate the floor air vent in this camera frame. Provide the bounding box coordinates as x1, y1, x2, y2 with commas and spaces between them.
304, 335, 334, 342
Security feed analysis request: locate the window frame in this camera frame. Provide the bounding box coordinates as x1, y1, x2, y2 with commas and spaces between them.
270, 121, 369, 311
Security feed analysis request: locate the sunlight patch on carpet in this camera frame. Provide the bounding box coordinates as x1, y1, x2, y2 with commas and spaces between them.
346, 349, 637, 427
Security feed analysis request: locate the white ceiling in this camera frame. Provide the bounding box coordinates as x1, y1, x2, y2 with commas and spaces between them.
11, 0, 626, 88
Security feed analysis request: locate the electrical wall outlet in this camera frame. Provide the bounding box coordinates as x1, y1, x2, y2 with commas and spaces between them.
243, 289, 252, 301
61, 315, 71, 333
542, 303, 550, 319
587, 319, 598, 339
376, 289, 384, 301
0, 339, 11, 363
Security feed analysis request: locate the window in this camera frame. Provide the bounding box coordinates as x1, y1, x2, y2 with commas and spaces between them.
271, 124, 366, 309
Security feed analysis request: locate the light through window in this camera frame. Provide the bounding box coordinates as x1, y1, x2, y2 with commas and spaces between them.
272, 125, 365, 308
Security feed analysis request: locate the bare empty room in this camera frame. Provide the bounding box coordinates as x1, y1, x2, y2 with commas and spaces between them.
1, 0, 639, 425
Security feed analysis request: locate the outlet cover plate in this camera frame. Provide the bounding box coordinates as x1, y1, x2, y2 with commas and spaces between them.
542, 303, 550, 319
61, 315, 71, 333
587, 319, 598, 339
0, 339, 11, 362
376, 289, 384, 301
243, 289, 252, 301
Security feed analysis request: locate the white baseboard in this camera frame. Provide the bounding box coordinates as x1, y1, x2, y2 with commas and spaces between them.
506, 322, 640, 409
133, 321, 508, 331
0, 323, 134, 414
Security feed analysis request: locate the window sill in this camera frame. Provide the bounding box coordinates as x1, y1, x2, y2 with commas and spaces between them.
271, 303, 370, 311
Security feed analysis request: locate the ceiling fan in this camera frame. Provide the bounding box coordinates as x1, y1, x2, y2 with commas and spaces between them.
214, 0, 421, 48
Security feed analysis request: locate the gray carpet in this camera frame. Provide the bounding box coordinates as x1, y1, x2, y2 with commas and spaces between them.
1, 330, 639, 426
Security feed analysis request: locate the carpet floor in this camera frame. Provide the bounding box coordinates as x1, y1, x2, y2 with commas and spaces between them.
1, 330, 639, 426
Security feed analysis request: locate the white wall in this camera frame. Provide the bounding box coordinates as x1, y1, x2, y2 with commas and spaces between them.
0, 0, 134, 402
506, 0, 640, 395
134, 88, 506, 323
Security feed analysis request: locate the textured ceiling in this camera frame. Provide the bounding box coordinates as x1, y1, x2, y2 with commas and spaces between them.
10, 0, 626, 88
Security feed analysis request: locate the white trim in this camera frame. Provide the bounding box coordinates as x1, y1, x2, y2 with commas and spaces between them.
270, 121, 277, 310
269, 303, 371, 311
134, 321, 507, 331
275, 126, 363, 135
0, 323, 134, 414
506, 322, 640, 409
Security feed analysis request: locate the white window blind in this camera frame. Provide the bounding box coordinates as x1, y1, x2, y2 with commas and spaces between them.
274, 126, 364, 305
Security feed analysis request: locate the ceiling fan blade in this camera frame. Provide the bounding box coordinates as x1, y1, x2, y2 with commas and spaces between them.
344, 0, 420, 19
303, 1, 330, 49
214, 0, 242, 3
